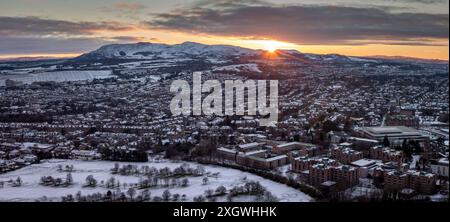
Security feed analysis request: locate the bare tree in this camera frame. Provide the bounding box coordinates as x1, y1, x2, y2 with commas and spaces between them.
127, 187, 136, 200
202, 177, 209, 185
162, 189, 171, 202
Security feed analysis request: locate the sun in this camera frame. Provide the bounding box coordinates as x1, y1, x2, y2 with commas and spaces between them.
264, 41, 281, 53
266, 45, 278, 53
225, 38, 297, 53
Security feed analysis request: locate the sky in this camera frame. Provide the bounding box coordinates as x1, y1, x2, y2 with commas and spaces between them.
0, 0, 448, 60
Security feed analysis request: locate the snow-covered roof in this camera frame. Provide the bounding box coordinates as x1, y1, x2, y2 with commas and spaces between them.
351, 159, 377, 167
217, 147, 237, 154
321, 181, 337, 187
244, 150, 266, 156
265, 155, 288, 162
238, 142, 259, 149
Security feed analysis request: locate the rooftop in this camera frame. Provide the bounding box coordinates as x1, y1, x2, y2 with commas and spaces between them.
238, 142, 260, 149
360, 126, 429, 139
350, 159, 378, 167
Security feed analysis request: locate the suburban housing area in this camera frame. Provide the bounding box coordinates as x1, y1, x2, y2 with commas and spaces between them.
0, 41, 448, 202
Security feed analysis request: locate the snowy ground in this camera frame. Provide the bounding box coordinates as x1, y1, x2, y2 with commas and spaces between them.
0, 70, 113, 86
0, 159, 313, 202
346, 178, 382, 198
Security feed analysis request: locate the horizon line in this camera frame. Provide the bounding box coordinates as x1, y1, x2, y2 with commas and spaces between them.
0, 41, 448, 62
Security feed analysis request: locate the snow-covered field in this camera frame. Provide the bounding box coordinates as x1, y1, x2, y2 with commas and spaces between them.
0, 159, 313, 202
0, 70, 113, 86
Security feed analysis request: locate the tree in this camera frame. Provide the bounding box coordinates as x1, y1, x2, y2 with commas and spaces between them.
62, 194, 74, 202
181, 178, 189, 187
141, 190, 151, 201
127, 188, 136, 200
411, 141, 422, 154
76, 191, 82, 202
55, 178, 62, 186
14, 177, 22, 187
322, 120, 338, 133
193, 195, 206, 202
204, 189, 214, 197
172, 193, 180, 202
85, 175, 97, 187
106, 177, 116, 188
106, 190, 112, 199
66, 173, 73, 185
162, 189, 171, 202
262, 191, 279, 202
401, 140, 412, 160
202, 177, 209, 185
344, 119, 353, 132
383, 135, 390, 147
163, 178, 170, 187
152, 196, 163, 202
171, 178, 178, 187
195, 166, 206, 176
215, 186, 227, 195
111, 163, 120, 174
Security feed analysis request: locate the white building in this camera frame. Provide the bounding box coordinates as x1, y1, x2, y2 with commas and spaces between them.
359, 126, 430, 145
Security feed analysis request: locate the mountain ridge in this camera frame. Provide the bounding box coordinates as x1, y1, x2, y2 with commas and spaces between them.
2, 41, 446, 64
74, 41, 375, 63
74, 41, 446, 65
75, 41, 260, 61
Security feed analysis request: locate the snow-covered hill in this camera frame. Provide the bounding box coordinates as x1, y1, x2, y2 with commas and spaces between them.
69, 41, 441, 67
75, 42, 260, 61
2, 41, 444, 67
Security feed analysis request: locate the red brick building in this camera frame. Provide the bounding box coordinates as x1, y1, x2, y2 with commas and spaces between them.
273, 142, 319, 157
331, 147, 363, 164
377, 168, 437, 194
370, 146, 405, 164
291, 157, 337, 173
309, 162, 360, 190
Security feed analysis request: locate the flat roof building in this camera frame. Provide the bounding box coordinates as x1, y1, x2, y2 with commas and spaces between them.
359, 126, 429, 144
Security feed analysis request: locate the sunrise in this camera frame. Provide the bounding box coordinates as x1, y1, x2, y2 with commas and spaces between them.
0, 0, 449, 215
0, 0, 448, 60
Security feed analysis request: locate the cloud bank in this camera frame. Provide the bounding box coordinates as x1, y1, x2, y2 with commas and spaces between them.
0, 16, 138, 55
147, 4, 449, 46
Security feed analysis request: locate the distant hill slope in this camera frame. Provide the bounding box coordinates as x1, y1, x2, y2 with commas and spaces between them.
74, 42, 259, 61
